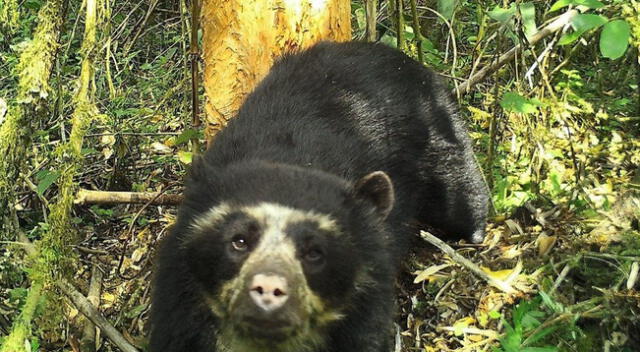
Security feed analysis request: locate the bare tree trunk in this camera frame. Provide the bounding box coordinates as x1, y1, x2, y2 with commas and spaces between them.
201, 0, 351, 137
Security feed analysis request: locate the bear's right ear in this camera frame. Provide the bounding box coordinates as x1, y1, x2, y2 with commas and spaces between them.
353, 171, 395, 220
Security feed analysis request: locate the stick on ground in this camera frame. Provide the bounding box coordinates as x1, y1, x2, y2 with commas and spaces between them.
57, 280, 139, 352
80, 263, 103, 352
419, 231, 516, 294
74, 188, 182, 205
17, 232, 139, 352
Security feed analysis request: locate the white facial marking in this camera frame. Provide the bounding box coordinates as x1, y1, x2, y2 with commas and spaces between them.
190, 202, 232, 233
239, 203, 338, 272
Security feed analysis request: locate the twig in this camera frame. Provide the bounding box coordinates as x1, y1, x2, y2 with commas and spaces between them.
122, 0, 160, 56
57, 280, 138, 352
627, 262, 639, 290
74, 189, 182, 205
80, 263, 103, 352
86, 132, 180, 137
438, 326, 498, 337
116, 187, 168, 279
74, 246, 109, 256
417, 6, 458, 94
419, 231, 516, 293
521, 305, 603, 346
190, 0, 201, 127
550, 263, 571, 295
456, 10, 577, 96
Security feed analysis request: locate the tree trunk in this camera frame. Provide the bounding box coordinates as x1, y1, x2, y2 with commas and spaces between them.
201, 0, 351, 137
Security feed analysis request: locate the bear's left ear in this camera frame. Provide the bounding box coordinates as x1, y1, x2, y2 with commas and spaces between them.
353, 171, 395, 220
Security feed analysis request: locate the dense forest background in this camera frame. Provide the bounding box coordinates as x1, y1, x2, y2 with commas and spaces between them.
0, 0, 639, 351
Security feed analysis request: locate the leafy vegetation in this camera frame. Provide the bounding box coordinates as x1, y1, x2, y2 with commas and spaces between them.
0, 0, 638, 351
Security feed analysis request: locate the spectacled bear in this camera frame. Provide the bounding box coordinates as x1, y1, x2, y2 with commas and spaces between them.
149, 41, 489, 352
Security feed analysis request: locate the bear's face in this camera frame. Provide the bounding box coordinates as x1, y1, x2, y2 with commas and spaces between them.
182, 201, 358, 350
177, 164, 395, 351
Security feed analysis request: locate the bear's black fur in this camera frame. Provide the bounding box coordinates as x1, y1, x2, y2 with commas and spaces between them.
149, 41, 489, 352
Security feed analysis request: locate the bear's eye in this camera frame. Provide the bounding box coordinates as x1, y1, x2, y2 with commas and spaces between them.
231, 235, 249, 252
304, 248, 324, 263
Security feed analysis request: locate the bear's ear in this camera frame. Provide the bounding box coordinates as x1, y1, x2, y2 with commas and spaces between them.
353, 171, 395, 220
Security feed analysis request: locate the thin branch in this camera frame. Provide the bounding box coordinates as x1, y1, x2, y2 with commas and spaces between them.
57, 281, 139, 352
416, 6, 458, 95
419, 231, 516, 294
456, 10, 577, 96
190, 0, 201, 127
80, 264, 103, 352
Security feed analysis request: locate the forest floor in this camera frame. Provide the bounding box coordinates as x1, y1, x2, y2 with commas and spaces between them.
2, 2, 639, 351
62, 174, 640, 351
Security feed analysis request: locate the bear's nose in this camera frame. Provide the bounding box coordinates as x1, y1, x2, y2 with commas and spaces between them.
249, 273, 288, 312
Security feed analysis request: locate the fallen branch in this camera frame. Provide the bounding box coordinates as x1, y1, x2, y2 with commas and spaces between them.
74, 188, 182, 205
57, 280, 138, 352
16, 233, 139, 352
419, 231, 516, 294
80, 264, 103, 352
455, 10, 577, 96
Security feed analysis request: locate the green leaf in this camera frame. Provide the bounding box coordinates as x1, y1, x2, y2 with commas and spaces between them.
175, 128, 201, 145
35, 170, 61, 196
380, 32, 397, 48
521, 313, 542, 330
489, 310, 502, 319
559, 14, 608, 45
500, 92, 538, 114
165, 47, 177, 60
23, 0, 42, 10
577, 0, 604, 9
354, 7, 366, 31
488, 5, 516, 24
420, 38, 435, 52
437, 0, 458, 20
550, 0, 572, 11
520, 348, 558, 352
599, 20, 630, 59
177, 151, 193, 165
9, 287, 28, 302
125, 304, 148, 318
500, 327, 523, 352
550, 0, 604, 12
526, 325, 562, 345
521, 2, 537, 39
539, 291, 564, 313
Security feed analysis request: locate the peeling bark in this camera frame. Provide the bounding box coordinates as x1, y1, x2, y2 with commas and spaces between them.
201, 0, 351, 136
